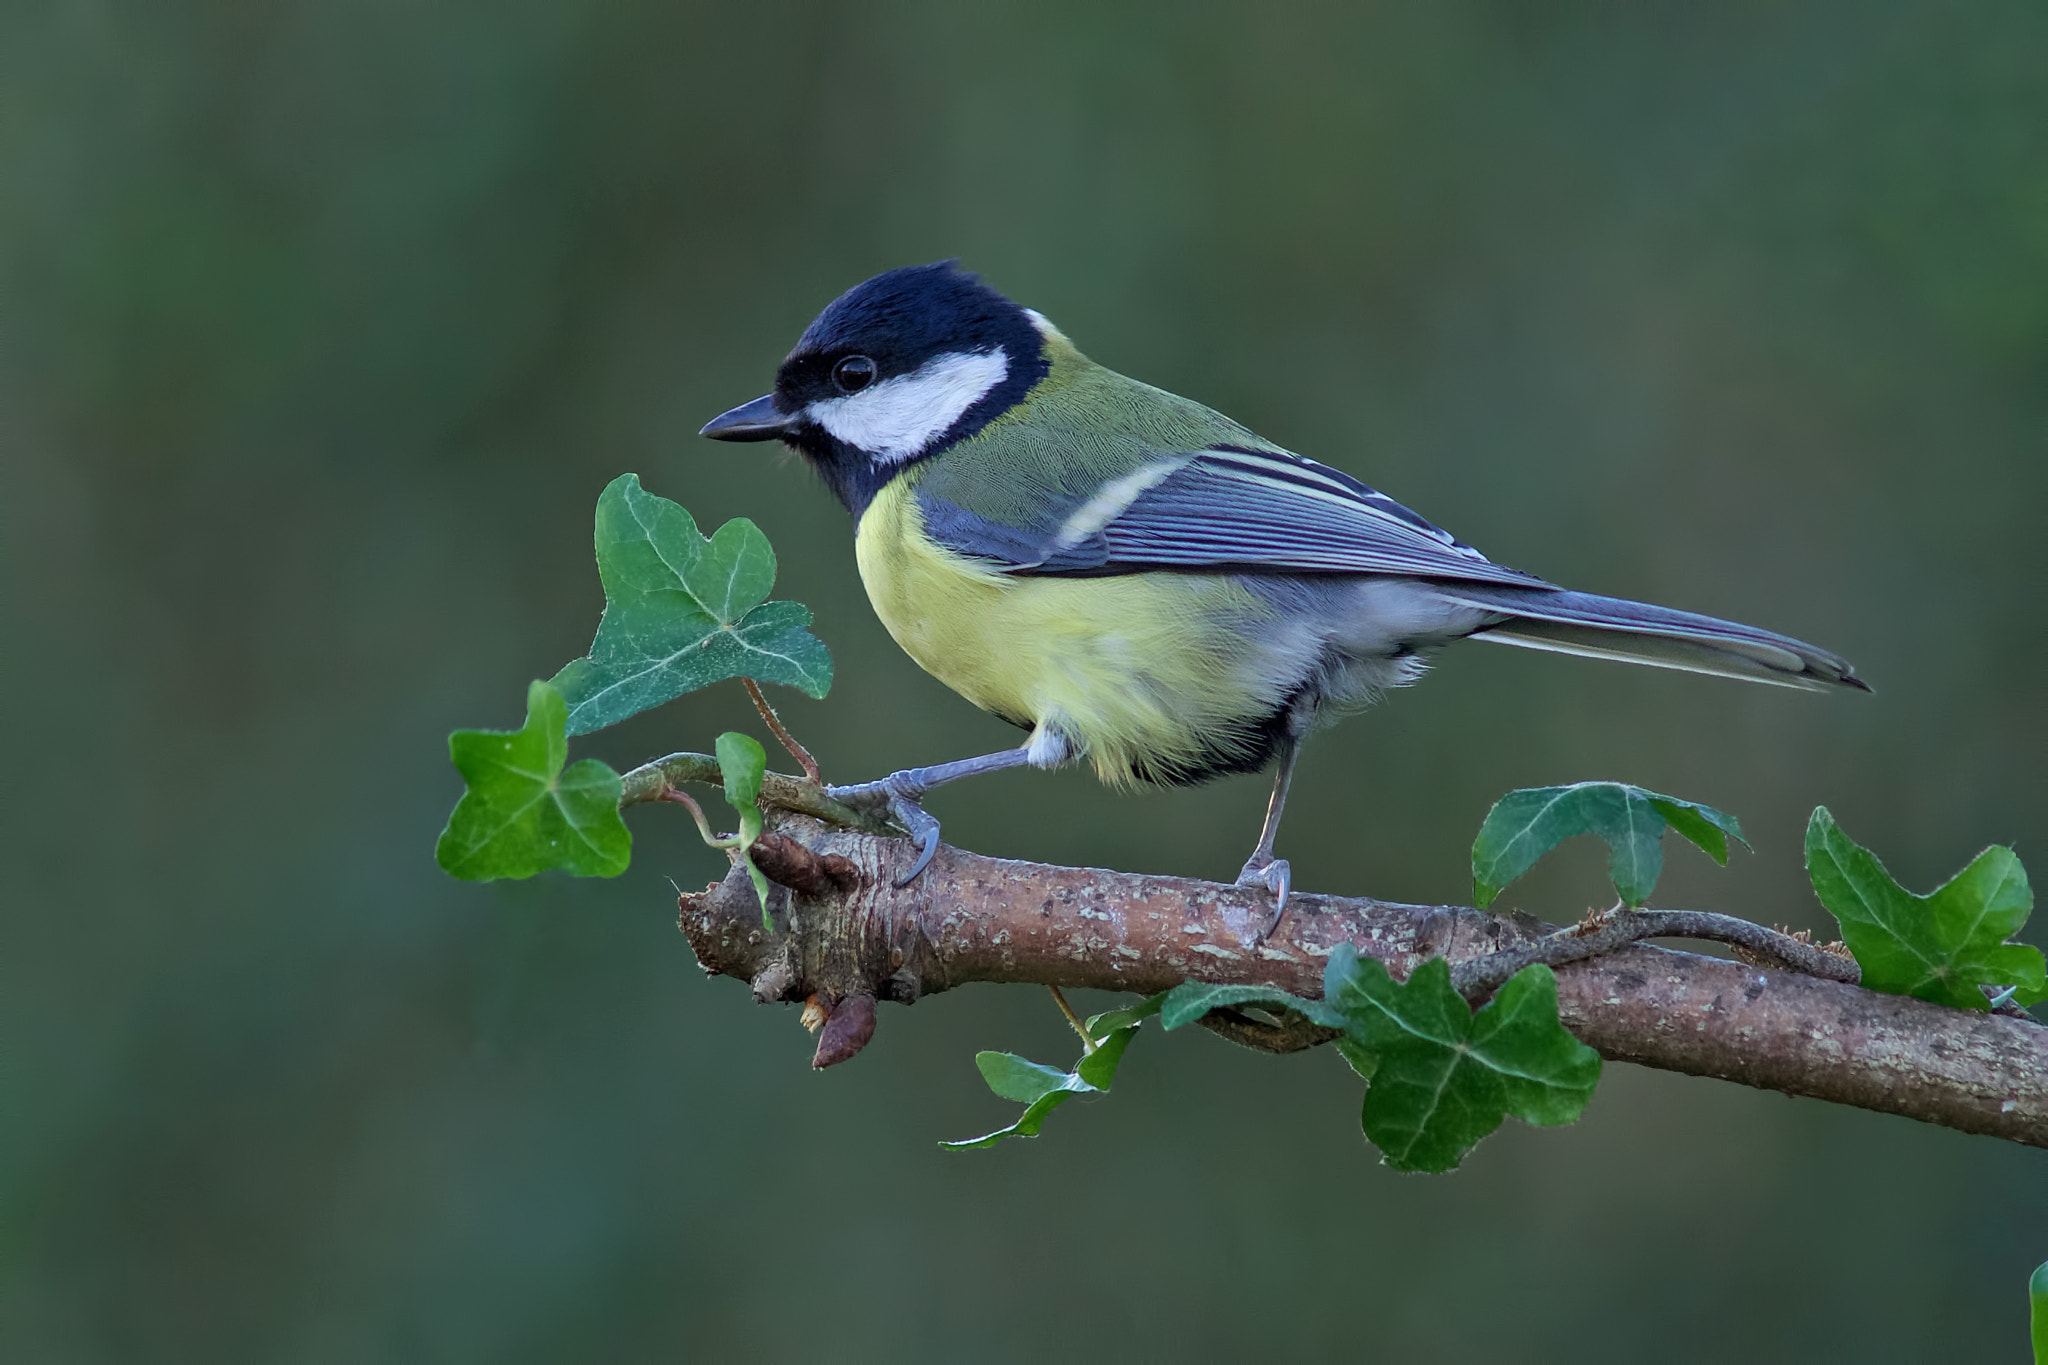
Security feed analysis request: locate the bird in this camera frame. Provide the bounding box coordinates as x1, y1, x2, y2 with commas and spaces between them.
702, 261, 1866, 930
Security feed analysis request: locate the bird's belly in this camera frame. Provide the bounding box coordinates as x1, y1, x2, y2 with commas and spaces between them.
854, 483, 1305, 785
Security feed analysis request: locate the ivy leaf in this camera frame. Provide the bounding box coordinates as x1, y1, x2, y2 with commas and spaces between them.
1082, 992, 1168, 1037
1805, 807, 2045, 1012
715, 731, 772, 926
1471, 781, 1747, 909
1159, 981, 1343, 1031
941, 994, 1166, 1150
974, 1053, 1078, 1105
1323, 945, 1602, 1173
435, 680, 631, 881
551, 474, 832, 736
716, 731, 766, 814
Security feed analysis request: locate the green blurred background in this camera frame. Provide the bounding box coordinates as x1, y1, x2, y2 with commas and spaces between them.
5, 2, 2045, 1359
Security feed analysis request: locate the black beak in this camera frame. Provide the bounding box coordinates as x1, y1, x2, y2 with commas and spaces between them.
700, 394, 797, 442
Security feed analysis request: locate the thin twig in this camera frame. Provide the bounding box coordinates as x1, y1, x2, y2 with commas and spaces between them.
742, 678, 823, 784
660, 789, 725, 847
1449, 907, 1861, 1000
1048, 985, 1097, 1053
617, 752, 892, 833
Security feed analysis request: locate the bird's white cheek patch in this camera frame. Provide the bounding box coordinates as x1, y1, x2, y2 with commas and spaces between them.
807, 348, 1010, 463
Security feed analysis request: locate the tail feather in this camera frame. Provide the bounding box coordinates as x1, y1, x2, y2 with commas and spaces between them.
1431, 584, 1869, 693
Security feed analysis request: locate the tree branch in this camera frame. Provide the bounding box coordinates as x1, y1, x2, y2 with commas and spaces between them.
675, 814, 2048, 1149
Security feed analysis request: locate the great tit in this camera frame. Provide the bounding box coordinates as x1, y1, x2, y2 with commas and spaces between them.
703, 261, 1865, 925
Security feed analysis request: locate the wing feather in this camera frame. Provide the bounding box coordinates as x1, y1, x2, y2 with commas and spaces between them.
918, 445, 1549, 588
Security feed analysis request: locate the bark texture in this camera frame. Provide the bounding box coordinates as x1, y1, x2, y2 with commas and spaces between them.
677, 815, 2048, 1148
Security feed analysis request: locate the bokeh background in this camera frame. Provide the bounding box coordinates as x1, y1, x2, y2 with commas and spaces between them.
5, 2, 2045, 1359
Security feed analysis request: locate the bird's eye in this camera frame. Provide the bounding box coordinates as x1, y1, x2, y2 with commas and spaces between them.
831, 355, 878, 394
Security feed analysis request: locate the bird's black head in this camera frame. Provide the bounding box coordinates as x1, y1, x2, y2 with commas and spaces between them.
700, 261, 1050, 516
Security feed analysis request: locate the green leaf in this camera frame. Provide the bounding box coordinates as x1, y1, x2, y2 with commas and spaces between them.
1159, 981, 1344, 1031
435, 680, 631, 881
941, 1059, 1097, 1150
1073, 1025, 1141, 1092
1644, 798, 1739, 864
941, 1007, 1153, 1150
973, 1052, 1078, 1105
1083, 991, 1168, 1040
1805, 807, 2046, 1012
550, 474, 832, 736
1471, 781, 1747, 909
2030, 1260, 2046, 1365
1323, 945, 1602, 1173
686, 516, 778, 623
714, 732, 772, 926
716, 730, 766, 810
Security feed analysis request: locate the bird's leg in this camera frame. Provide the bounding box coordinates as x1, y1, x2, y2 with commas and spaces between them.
829, 728, 1068, 887
1238, 735, 1301, 941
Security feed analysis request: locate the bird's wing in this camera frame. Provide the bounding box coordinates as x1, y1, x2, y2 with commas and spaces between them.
916, 443, 1551, 588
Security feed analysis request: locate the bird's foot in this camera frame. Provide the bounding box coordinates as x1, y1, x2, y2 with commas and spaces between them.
1237, 855, 1292, 942
826, 771, 942, 887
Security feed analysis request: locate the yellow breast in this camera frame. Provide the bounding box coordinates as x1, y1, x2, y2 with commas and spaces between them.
853, 479, 1296, 786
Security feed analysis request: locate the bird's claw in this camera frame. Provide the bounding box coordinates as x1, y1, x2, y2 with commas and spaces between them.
1237, 856, 1291, 942
827, 771, 942, 887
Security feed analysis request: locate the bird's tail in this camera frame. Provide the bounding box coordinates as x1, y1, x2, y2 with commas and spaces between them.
1429, 583, 1869, 692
